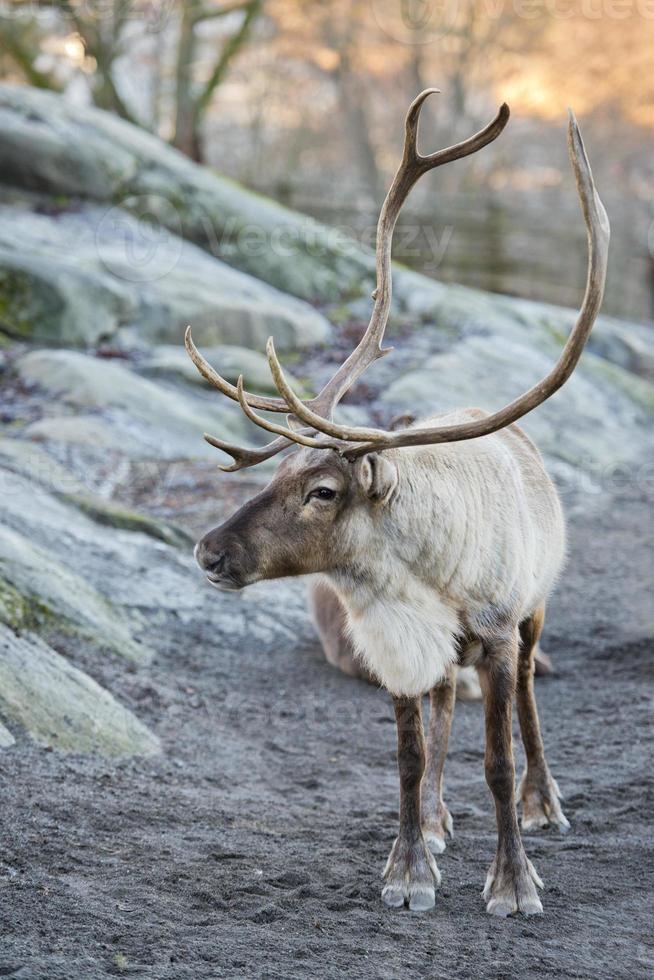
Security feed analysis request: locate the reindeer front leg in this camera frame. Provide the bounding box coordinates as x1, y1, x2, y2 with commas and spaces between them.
478, 631, 543, 916
421, 666, 456, 854
382, 695, 441, 911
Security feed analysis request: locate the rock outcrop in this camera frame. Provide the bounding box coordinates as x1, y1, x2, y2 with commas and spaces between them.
0, 625, 160, 756
0, 82, 370, 307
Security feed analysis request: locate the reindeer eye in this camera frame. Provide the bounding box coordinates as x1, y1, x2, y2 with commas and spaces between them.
307, 486, 336, 502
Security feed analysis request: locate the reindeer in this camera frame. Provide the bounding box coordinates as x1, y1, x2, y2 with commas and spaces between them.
186, 90, 609, 916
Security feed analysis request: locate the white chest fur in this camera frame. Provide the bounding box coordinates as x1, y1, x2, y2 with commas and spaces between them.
335, 578, 460, 698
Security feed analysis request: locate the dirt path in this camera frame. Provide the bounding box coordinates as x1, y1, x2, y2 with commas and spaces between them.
1, 471, 652, 979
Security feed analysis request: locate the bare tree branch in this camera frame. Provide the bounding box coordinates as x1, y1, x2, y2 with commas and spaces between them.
195, 0, 262, 121
0, 16, 62, 90
193, 0, 255, 25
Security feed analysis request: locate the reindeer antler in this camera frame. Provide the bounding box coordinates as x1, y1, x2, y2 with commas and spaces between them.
189, 95, 608, 470
186, 89, 510, 469
305, 91, 510, 421
260, 109, 609, 459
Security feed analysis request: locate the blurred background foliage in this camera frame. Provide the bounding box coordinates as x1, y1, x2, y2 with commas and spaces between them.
0, 0, 653, 320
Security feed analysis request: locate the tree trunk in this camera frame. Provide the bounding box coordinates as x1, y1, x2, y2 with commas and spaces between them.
173, 1, 203, 161
333, 51, 381, 202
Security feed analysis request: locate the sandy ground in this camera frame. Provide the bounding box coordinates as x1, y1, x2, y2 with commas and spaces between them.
0, 466, 652, 980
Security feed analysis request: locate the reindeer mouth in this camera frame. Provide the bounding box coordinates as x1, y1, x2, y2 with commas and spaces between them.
205, 573, 243, 593
194, 542, 245, 592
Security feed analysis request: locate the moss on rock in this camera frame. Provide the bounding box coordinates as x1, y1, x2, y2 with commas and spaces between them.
0, 625, 159, 757
61, 493, 194, 549
0, 576, 28, 631
0, 524, 152, 664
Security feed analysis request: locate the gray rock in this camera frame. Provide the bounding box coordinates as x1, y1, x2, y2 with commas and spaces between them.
0, 625, 159, 756
23, 415, 148, 455
0, 719, 15, 747
391, 274, 654, 380
0, 86, 139, 199
0, 522, 152, 663
0, 438, 86, 496
0, 200, 330, 349
61, 493, 194, 550
0, 84, 375, 303
0, 453, 316, 758
0, 464, 196, 610
16, 348, 261, 461
142, 343, 306, 395
383, 331, 653, 475
581, 316, 654, 381
0, 244, 133, 346
0, 434, 192, 545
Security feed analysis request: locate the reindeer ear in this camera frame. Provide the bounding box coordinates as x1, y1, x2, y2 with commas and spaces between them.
355, 454, 398, 504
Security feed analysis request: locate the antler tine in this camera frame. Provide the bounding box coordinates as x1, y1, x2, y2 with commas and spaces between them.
201, 372, 345, 472
266, 337, 386, 442
185, 326, 291, 414
308, 92, 511, 421
202, 432, 292, 472
234, 376, 340, 451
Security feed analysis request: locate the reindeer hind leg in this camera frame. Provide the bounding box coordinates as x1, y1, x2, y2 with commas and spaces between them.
478, 630, 543, 916
517, 604, 570, 833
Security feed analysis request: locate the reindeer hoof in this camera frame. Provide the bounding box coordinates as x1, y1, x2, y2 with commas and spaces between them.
422, 805, 454, 855
520, 773, 570, 833
483, 855, 543, 917
382, 835, 441, 912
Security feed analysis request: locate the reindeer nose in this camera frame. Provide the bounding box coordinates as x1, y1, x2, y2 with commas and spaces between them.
194, 540, 227, 576
205, 551, 227, 576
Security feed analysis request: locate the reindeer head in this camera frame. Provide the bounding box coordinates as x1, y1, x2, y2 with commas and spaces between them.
195, 448, 399, 591
188, 90, 609, 592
